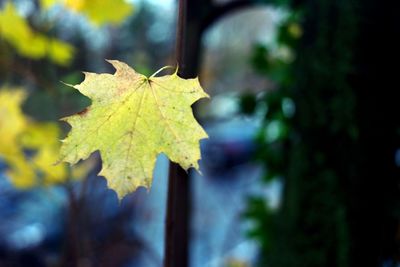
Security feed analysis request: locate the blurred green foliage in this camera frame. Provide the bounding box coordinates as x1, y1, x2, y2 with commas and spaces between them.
244, 0, 400, 266
242, 0, 360, 266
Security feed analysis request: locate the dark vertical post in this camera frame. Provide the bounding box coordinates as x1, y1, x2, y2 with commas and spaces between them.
164, 1, 203, 267
164, 1, 257, 266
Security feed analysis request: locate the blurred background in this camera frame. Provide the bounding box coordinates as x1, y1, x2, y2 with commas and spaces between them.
0, 0, 399, 266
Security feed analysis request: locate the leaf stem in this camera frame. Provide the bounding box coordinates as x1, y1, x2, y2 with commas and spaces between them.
150, 65, 176, 78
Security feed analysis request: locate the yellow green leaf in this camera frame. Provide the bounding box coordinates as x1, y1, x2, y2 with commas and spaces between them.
59, 60, 209, 199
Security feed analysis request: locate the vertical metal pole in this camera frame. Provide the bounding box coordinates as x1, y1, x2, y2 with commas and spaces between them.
164, 0, 203, 267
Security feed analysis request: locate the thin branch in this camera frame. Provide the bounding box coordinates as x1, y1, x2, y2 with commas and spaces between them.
200, 0, 266, 33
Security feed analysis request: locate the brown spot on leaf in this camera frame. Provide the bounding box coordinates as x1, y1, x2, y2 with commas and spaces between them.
77, 108, 89, 116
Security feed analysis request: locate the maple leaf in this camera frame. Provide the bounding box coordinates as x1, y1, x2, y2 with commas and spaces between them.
59, 60, 209, 199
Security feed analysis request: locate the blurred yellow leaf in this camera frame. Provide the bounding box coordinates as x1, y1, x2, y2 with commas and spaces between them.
0, 2, 32, 51
40, 0, 59, 9
0, 2, 75, 65
0, 87, 90, 188
20, 123, 68, 185
44, 0, 133, 25
0, 88, 27, 156
0, 88, 38, 188
19, 34, 48, 59
65, 0, 85, 11
73, 0, 134, 26
5, 155, 37, 188
48, 38, 75, 66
